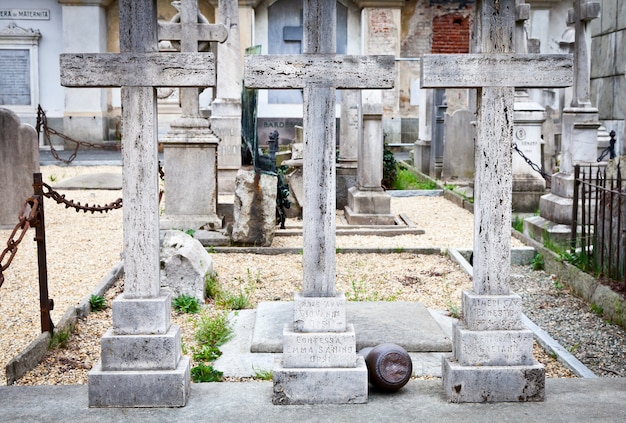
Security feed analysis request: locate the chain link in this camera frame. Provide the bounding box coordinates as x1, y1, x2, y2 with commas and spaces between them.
512, 143, 552, 182
41, 182, 122, 213
36, 105, 119, 164
0, 198, 39, 288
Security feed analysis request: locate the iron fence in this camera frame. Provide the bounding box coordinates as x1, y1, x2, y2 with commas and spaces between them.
572, 163, 625, 286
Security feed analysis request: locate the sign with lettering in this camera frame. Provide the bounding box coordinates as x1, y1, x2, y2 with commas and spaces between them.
0, 9, 50, 20
0, 49, 30, 105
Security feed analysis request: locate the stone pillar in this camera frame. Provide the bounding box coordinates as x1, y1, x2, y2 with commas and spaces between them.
360, 5, 401, 145
60, 0, 109, 143
336, 89, 361, 210
414, 85, 432, 174
212, 0, 242, 193
344, 95, 395, 225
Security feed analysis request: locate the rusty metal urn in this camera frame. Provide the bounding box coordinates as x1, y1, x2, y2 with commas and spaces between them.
359, 343, 412, 392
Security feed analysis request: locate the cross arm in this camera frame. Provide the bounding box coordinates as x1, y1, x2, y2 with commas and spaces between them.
60, 52, 216, 88
420, 54, 573, 89
244, 54, 395, 89
158, 22, 228, 43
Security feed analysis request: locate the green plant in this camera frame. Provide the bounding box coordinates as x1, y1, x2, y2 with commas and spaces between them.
191, 344, 222, 362
447, 302, 461, 319
205, 272, 221, 300
194, 310, 233, 348
512, 215, 524, 233
392, 167, 437, 190
568, 343, 580, 353
172, 294, 201, 314
89, 294, 107, 312
531, 253, 545, 271
49, 174, 57, 182
552, 276, 563, 290
219, 290, 251, 310
550, 351, 557, 360
191, 363, 223, 382
184, 229, 196, 237
49, 326, 72, 349
590, 303, 604, 316
382, 144, 397, 189
253, 366, 273, 381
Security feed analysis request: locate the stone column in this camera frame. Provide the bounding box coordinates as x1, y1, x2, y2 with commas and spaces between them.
344, 93, 395, 225
336, 89, 361, 210
59, 0, 109, 143
211, 0, 243, 193
414, 85, 432, 174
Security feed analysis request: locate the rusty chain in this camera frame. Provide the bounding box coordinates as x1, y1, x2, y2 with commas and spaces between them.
41, 182, 123, 213
512, 143, 552, 182
0, 198, 39, 288
36, 105, 120, 164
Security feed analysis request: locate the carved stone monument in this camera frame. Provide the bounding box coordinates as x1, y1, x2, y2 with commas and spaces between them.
245, 0, 394, 405
525, 0, 601, 244
421, 0, 572, 402
59, 0, 220, 407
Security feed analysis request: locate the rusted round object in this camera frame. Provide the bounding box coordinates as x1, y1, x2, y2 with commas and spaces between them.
364, 343, 412, 392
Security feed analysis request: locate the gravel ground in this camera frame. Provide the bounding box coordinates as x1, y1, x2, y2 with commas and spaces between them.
3, 165, 625, 386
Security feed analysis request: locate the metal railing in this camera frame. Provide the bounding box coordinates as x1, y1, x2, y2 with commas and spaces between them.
572, 163, 625, 286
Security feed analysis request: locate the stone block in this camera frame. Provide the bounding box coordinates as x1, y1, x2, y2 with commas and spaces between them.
88, 357, 191, 408
442, 357, 545, 403
111, 289, 172, 335
282, 324, 357, 368
160, 230, 213, 303
550, 173, 575, 198
293, 292, 346, 332
462, 291, 524, 331
523, 215, 572, 247
100, 326, 182, 371
346, 186, 393, 216
539, 193, 573, 225
272, 356, 368, 405
453, 324, 535, 366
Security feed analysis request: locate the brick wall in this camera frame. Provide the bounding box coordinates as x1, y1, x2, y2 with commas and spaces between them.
431, 14, 470, 54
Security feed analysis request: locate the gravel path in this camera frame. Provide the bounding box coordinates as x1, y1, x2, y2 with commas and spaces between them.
2, 165, 625, 385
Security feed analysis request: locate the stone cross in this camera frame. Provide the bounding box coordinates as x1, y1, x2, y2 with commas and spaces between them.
567, 0, 601, 108
158, 0, 227, 231
245, 0, 394, 405
421, 0, 572, 402
514, 0, 530, 54
59, 0, 217, 407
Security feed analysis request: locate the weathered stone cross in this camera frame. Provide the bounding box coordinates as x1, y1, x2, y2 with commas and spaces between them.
59, 0, 217, 407
421, 0, 572, 402
245, 0, 394, 405
567, 0, 601, 108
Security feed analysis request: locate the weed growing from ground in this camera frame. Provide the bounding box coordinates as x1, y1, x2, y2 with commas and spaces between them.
531, 253, 545, 271
89, 294, 107, 312
590, 303, 604, 316
194, 310, 233, 348
172, 294, 201, 314
49, 326, 72, 349
253, 366, 273, 381
191, 363, 223, 382
512, 215, 524, 233
205, 272, 221, 300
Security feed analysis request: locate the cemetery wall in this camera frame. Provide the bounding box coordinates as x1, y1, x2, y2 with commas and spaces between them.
590, 0, 625, 151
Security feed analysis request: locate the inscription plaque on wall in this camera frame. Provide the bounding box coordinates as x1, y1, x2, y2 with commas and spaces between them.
0, 49, 30, 105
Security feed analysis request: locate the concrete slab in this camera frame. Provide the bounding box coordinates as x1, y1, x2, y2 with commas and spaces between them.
251, 301, 452, 353
1, 378, 625, 421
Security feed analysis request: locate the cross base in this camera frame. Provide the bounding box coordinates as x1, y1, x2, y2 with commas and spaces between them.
272, 357, 368, 405
442, 357, 545, 403
88, 357, 191, 407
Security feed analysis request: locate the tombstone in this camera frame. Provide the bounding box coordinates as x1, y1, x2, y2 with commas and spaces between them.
282, 126, 304, 219
441, 109, 475, 184
345, 91, 395, 225
245, 0, 394, 405
337, 89, 361, 210
413, 83, 433, 174
0, 108, 39, 228
159, 0, 227, 232
421, 0, 572, 402
211, 0, 243, 194
429, 88, 447, 179
511, 0, 547, 212
525, 0, 601, 245
59, 0, 221, 407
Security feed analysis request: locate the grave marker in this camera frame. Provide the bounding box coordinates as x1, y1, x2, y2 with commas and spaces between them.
159, 0, 227, 231
245, 0, 394, 405
60, 0, 218, 407
0, 107, 39, 228
421, 0, 572, 402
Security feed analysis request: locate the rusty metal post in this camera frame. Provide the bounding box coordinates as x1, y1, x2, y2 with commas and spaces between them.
33, 173, 54, 333
571, 165, 580, 252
